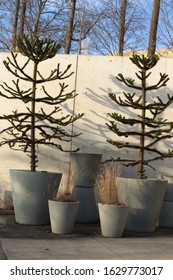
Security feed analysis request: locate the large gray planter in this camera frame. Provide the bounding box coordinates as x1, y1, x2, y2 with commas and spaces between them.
118, 178, 167, 232
98, 203, 129, 237
73, 186, 99, 223
70, 152, 102, 223
158, 174, 173, 227
10, 169, 62, 225
159, 201, 173, 227
70, 152, 102, 187
48, 200, 80, 234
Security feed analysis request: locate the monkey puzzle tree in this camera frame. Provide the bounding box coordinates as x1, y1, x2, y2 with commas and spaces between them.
106, 54, 173, 179
0, 35, 83, 171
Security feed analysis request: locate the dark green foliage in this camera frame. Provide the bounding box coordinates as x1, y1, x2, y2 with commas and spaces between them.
0, 35, 84, 171
106, 54, 173, 179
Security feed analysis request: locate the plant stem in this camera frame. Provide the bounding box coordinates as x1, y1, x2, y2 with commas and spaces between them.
138, 69, 146, 178
31, 61, 38, 171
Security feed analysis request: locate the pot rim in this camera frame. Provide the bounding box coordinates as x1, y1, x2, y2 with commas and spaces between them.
98, 202, 128, 208
119, 177, 167, 182
9, 169, 61, 175
70, 152, 102, 156
48, 199, 80, 205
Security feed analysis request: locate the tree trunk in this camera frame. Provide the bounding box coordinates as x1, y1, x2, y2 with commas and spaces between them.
31, 61, 38, 171
33, 1, 44, 40
11, 0, 20, 51
19, 0, 27, 38
147, 0, 161, 57
118, 0, 127, 56
138, 70, 146, 179
65, 0, 77, 54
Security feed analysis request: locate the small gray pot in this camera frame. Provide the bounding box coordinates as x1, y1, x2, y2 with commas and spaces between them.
98, 203, 129, 237
48, 200, 80, 234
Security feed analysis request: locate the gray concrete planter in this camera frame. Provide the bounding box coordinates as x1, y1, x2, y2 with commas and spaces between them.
118, 178, 167, 232
10, 169, 62, 225
98, 203, 129, 237
70, 153, 102, 223
48, 200, 80, 234
73, 186, 99, 223
70, 153, 102, 187
158, 174, 173, 201
158, 174, 173, 227
159, 201, 173, 227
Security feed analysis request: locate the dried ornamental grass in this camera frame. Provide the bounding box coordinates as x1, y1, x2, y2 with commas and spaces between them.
56, 189, 76, 202
54, 164, 76, 202
95, 162, 122, 205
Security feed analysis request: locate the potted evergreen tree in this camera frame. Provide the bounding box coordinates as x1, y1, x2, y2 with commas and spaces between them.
0, 35, 83, 225
106, 54, 173, 232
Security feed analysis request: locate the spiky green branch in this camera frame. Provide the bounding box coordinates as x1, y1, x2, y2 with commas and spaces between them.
0, 35, 84, 171
106, 55, 173, 178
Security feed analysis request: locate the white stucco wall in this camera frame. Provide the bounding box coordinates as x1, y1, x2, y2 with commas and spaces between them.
0, 53, 173, 205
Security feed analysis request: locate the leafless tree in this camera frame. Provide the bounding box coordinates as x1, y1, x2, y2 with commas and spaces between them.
147, 0, 161, 56
65, 0, 77, 54
64, 0, 103, 54
157, 0, 173, 53
11, 0, 20, 51
0, 0, 167, 55
19, 0, 27, 38
90, 0, 146, 55
119, 0, 127, 55
1, 0, 69, 51
23, 0, 67, 42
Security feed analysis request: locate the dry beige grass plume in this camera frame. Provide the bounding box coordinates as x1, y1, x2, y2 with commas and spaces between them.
95, 162, 123, 205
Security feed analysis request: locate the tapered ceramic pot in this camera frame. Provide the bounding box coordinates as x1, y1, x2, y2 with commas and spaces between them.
157, 174, 173, 201
73, 186, 99, 223
158, 174, 173, 227
10, 169, 62, 225
118, 178, 167, 232
98, 203, 129, 237
159, 201, 173, 227
48, 200, 80, 234
70, 153, 102, 187
69, 153, 102, 223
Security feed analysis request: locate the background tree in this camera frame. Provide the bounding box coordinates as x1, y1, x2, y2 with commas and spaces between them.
90, 0, 146, 55
64, 0, 103, 54
65, 0, 77, 54
157, 0, 173, 53
1, 0, 173, 55
11, 0, 27, 50
11, 0, 20, 51
21, 0, 68, 42
147, 0, 161, 56
118, 0, 127, 55
0, 0, 69, 51
19, 0, 27, 38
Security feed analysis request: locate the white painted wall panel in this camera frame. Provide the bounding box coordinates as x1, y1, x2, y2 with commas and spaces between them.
0, 53, 173, 203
